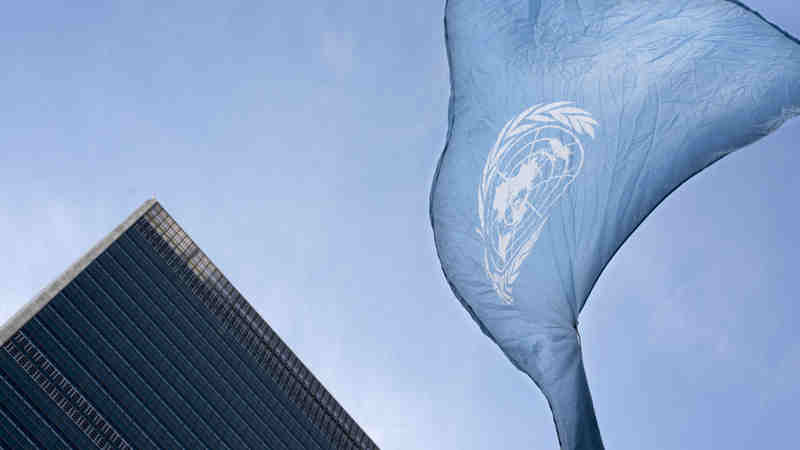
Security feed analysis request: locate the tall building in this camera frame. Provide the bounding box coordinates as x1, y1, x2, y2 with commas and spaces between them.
0, 199, 378, 450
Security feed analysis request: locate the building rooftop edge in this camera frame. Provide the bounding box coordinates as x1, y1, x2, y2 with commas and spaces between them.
139, 202, 378, 448
0, 198, 158, 346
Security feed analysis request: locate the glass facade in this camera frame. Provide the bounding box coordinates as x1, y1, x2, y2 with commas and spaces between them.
0, 200, 377, 450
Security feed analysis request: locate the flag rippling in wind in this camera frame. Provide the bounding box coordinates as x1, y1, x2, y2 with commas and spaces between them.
429, 1, 800, 448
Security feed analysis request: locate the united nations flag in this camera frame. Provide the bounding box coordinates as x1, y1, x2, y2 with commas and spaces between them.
430, 1, 800, 448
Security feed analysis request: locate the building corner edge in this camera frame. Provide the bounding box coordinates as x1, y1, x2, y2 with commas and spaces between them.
0, 198, 158, 346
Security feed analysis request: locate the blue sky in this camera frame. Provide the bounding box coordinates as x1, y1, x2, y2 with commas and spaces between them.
1, 1, 798, 448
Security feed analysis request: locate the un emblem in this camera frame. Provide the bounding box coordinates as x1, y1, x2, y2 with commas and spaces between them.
478, 102, 598, 303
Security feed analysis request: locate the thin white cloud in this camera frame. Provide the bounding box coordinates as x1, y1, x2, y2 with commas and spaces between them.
320, 30, 355, 78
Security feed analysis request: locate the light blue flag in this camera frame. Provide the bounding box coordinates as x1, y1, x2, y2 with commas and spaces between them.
430, 1, 800, 448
